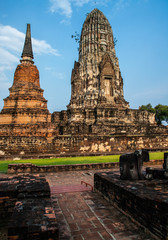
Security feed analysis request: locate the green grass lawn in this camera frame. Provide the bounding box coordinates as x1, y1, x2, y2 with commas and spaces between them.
0, 152, 164, 173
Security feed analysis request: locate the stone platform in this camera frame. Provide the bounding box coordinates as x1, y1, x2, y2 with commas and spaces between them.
94, 171, 168, 240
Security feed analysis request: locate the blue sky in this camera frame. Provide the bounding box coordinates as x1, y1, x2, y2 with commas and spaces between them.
0, 0, 168, 113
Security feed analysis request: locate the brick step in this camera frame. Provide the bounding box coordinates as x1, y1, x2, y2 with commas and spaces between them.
50, 184, 93, 194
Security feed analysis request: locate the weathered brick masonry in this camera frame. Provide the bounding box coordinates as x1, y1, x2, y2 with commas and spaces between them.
0, 130, 167, 156
0, 175, 59, 239
94, 172, 168, 239
0, 11, 167, 157
7, 159, 163, 174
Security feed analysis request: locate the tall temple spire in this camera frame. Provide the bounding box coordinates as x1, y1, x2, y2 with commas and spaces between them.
68, 8, 129, 110
0, 23, 51, 125
21, 24, 34, 64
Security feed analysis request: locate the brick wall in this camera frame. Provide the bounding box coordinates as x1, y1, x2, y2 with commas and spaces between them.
0, 134, 167, 156
94, 172, 168, 239
7, 160, 162, 174
0, 175, 59, 239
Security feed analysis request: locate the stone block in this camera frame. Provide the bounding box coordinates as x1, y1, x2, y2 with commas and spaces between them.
163, 152, 168, 170
119, 150, 149, 180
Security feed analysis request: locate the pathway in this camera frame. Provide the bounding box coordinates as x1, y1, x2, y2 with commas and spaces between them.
46, 169, 156, 240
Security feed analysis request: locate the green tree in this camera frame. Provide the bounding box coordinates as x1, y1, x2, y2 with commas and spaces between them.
155, 104, 168, 125
139, 103, 168, 125
139, 103, 155, 113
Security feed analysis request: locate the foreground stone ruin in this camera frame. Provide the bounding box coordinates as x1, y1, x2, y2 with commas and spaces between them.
95, 172, 168, 239
0, 9, 167, 157
94, 152, 168, 239
120, 149, 149, 180
0, 155, 167, 239
0, 175, 59, 239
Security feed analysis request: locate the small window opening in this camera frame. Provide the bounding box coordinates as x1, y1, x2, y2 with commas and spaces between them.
89, 125, 92, 133
59, 126, 64, 135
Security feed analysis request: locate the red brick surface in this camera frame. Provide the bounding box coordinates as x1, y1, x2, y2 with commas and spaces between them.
46, 168, 156, 240
0, 167, 158, 239
14, 64, 40, 87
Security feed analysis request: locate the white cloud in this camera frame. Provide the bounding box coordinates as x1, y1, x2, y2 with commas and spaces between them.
49, 0, 148, 20
44, 67, 65, 79
32, 38, 60, 56
49, 0, 72, 18
0, 25, 24, 52
0, 48, 19, 65
72, 0, 90, 7
44, 67, 53, 71
113, 0, 149, 12
49, 0, 93, 18
49, 0, 131, 20
54, 72, 65, 79
60, 19, 71, 25
0, 24, 60, 58
114, 0, 130, 11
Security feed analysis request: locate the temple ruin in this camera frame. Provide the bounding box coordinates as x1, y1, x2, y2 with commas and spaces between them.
0, 9, 167, 157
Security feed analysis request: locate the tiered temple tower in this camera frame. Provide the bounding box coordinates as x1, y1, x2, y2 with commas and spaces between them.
66, 9, 155, 131
0, 24, 51, 125
68, 9, 129, 112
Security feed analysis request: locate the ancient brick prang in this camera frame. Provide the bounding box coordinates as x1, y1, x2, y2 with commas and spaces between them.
66, 8, 159, 131
0, 24, 51, 125
68, 8, 129, 117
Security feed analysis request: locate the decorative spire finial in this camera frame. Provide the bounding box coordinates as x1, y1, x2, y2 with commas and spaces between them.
21, 24, 34, 64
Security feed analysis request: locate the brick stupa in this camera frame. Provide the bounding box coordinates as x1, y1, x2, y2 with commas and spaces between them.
0, 24, 51, 125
